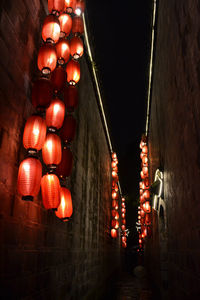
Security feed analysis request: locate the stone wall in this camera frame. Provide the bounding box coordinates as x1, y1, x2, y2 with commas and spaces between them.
147, 0, 200, 299
0, 1, 120, 299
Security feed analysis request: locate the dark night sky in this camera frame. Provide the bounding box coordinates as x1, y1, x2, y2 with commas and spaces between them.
86, 1, 152, 206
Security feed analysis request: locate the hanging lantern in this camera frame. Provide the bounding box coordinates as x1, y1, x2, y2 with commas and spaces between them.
111, 228, 118, 238
70, 36, 84, 60
112, 190, 118, 200
42, 133, 62, 169
140, 170, 146, 180
122, 219, 126, 225
72, 16, 84, 35
64, 0, 76, 13
59, 13, 72, 37
145, 214, 151, 226
37, 43, 57, 75
121, 208, 126, 213
23, 115, 47, 153
17, 157, 42, 201
48, 0, 65, 16
111, 219, 119, 229
143, 201, 151, 213
74, 0, 85, 15
63, 85, 78, 112
46, 98, 65, 131
42, 14, 60, 44
122, 197, 125, 202
112, 170, 118, 179
122, 236, 127, 243
142, 155, 148, 165
121, 213, 125, 219
60, 114, 77, 144
111, 152, 117, 160
142, 166, 148, 176
56, 146, 73, 178
56, 39, 70, 65
143, 190, 150, 200
112, 199, 118, 208
141, 179, 149, 190
140, 209, 145, 218
114, 211, 119, 220
41, 173, 60, 210
142, 145, 148, 154
121, 225, 126, 231
122, 242, 127, 248
122, 202, 125, 208
55, 187, 73, 220
111, 161, 117, 169
32, 78, 53, 110
112, 182, 118, 192
66, 60, 80, 85
51, 66, 67, 92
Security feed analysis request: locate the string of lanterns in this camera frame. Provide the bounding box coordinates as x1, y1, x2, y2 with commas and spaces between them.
17, 0, 85, 221
137, 135, 152, 251
121, 196, 127, 248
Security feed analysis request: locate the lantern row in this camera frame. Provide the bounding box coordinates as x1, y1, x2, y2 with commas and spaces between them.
17, 0, 86, 221
121, 196, 127, 248
137, 135, 152, 251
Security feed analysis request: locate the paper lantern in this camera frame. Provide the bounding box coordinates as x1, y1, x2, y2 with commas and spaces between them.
143, 190, 150, 200
111, 152, 117, 160
46, 98, 65, 131
143, 201, 151, 213
72, 16, 84, 35
70, 36, 84, 59
64, 0, 76, 13
59, 13, 72, 37
122, 219, 126, 225
74, 0, 85, 15
17, 157, 42, 201
42, 14, 60, 43
41, 173, 60, 210
111, 229, 118, 238
23, 115, 46, 153
142, 145, 148, 154
42, 133, 62, 168
145, 214, 151, 225
66, 59, 80, 85
122, 236, 127, 243
37, 43, 57, 75
48, 0, 65, 15
122, 197, 125, 202
121, 225, 126, 231
63, 85, 78, 112
55, 187, 73, 220
56, 39, 70, 65
56, 147, 73, 178
111, 219, 119, 229
121, 213, 125, 219
32, 78, 53, 110
60, 114, 77, 144
51, 66, 67, 91
112, 190, 118, 200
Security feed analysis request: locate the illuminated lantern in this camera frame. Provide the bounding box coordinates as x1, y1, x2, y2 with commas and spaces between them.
37, 44, 57, 75
114, 211, 119, 220
42, 133, 62, 168
72, 16, 84, 35
121, 213, 125, 219
122, 202, 125, 208
140, 170, 146, 180
63, 85, 78, 112
141, 228, 147, 238
143, 190, 150, 200
74, 0, 85, 15
112, 152, 117, 160
114, 202, 119, 210
112, 190, 118, 200
112, 181, 118, 192
121, 225, 126, 231
122, 219, 126, 225
112, 165, 118, 172
48, 0, 65, 15
122, 242, 127, 248
122, 197, 125, 202
55, 187, 73, 220
139, 238, 142, 244
140, 209, 145, 218
121, 208, 126, 213
46, 98, 65, 131
32, 78, 53, 110
111, 229, 118, 238
112, 170, 118, 179
23, 115, 46, 153
142, 155, 148, 165
142, 145, 148, 154
18, 157, 42, 201
56, 147, 73, 178
66, 60, 80, 85
64, 0, 76, 13
42, 15, 60, 44
60, 114, 77, 144
142, 166, 148, 176
112, 200, 118, 208
145, 214, 151, 225
140, 152, 145, 159
59, 13, 72, 37
141, 179, 149, 190
111, 210, 117, 218
56, 39, 70, 65
143, 201, 151, 213
111, 161, 117, 169
122, 236, 127, 243
70, 36, 84, 59
51, 66, 67, 92
41, 173, 60, 210
140, 189, 143, 195
111, 220, 119, 229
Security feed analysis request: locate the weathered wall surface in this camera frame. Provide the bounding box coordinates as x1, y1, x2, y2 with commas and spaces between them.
148, 0, 200, 299
0, 1, 120, 299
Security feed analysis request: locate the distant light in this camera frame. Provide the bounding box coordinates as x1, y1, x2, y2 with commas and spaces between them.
75, 8, 82, 16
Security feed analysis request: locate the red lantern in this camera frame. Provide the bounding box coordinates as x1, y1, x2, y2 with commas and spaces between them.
143, 190, 150, 200
143, 201, 151, 213
41, 174, 60, 210
142, 155, 148, 165
142, 166, 148, 176
70, 36, 84, 59
140, 170, 146, 180
55, 187, 73, 220
51, 66, 67, 91
112, 200, 118, 208
46, 98, 65, 131
141, 179, 149, 190
145, 214, 151, 226
121, 208, 126, 213
63, 85, 78, 112
18, 157, 42, 201
64, 0, 76, 13
111, 228, 118, 238
72, 16, 84, 35
32, 78, 53, 110
42, 133, 62, 168
111, 220, 119, 229
114, 211, 119, 220
112, 170, 118, 179
122, 197, 125, 202
121, 225, 126, 231
37, 44, 57, 75
42, 14, 60, 43
122, 202, 125, 208
122, 219, 126, 225
142, 145, 148, 154
121, 213, 125, 219
66, 60, 80, 85
140, 209, 145, 218
59, 13, 72, 37
111, 161, 117, 169
48, 0, 65, 15
122, 236, 127, 243
112, 190, 118, 200
60, 115, 77, 144
74, 0, 85, 15
112, 152, 117, 160
56, 147, 73, 178
122, 242, 127, 248
56, 39, 70, 65
23, 115, 46, 153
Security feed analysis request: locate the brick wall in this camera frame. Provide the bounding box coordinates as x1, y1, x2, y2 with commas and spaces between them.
0, 1, 120, 299
147, 0, 200, 299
